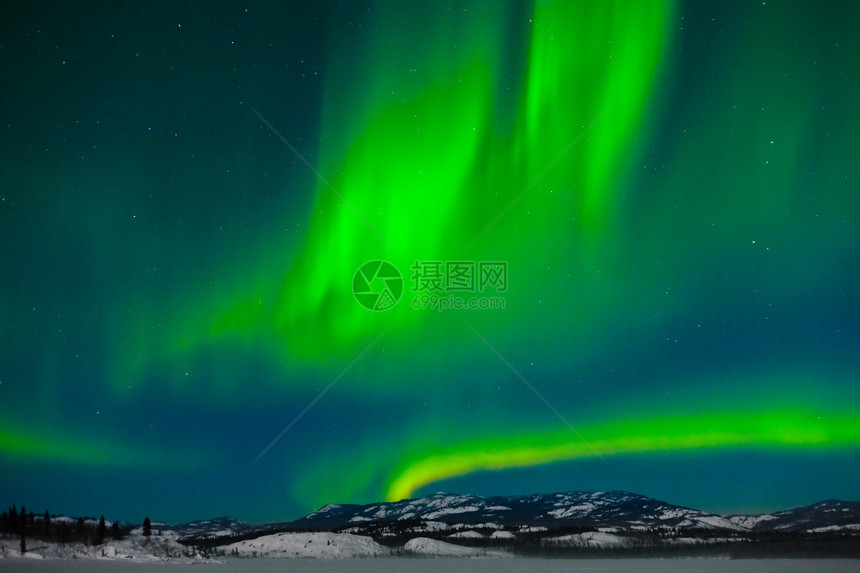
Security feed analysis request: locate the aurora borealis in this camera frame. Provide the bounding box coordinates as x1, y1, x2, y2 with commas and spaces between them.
1, 0, 858, 524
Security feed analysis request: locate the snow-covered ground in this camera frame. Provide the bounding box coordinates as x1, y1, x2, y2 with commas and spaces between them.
3, 558, 860, 573
1, 530, 391, 561
0, 531, 206, 563
490, 530, 516, 540
808, 523, 860, 533
447, 530, 485, 539
543, 531, 631, 549
727, 513, 779, 530
403, 537, 510, 558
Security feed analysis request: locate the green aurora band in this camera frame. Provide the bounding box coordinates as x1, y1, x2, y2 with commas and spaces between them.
133, 0, 675, 375
274, 0, 673, 351
387, 406, 860, 503
286, 374, 860, 509
0, 423, 205, 470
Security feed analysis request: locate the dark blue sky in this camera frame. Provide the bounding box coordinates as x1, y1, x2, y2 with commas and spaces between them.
1, 0, 858, 524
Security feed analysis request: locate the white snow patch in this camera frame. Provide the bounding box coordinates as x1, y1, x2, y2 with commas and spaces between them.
491, 530, 516, 539
448, 530, 485, 539
222, 531, 388, 559
727, 513, 777, 530
547, 503, 596, 518
809, 524, 860, 533
424, 506, 481, 520
349, 516, 373, 523
693, 514, 744, 530
412, 521, 451, 533
545, 531, 631, 549
451, 522, 501, 530
403, 537, 509, 558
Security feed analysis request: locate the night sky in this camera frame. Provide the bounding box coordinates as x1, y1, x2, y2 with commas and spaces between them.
1, 1, 858, 525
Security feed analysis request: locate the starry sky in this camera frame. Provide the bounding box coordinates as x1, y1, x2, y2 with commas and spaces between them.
1, 0, 858, 525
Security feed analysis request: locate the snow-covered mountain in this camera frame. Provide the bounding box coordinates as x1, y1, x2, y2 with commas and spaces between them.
293, 491, 743, 531
167, 492, 860, 542
727, 500, 860, 533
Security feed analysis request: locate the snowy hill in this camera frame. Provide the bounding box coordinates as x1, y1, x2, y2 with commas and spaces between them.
727, 500, 860, 533
294, 491, 743, 532
221, 531, 389, 558
403, 536, 509, 557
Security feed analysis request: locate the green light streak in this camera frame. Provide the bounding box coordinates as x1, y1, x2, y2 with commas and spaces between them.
107, 0, 675, 388
198, 0, 675, 365
386, 407, 859, 502
283, 373, 859, 511
521, 1, 671, 240
0, 423, 205, 470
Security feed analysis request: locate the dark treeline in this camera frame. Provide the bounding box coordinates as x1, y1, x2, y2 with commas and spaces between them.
508, 533, 860, 559
0, 504, 153, 551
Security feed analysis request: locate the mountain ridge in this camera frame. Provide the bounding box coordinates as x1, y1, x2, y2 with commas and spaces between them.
171, 490, 860, 538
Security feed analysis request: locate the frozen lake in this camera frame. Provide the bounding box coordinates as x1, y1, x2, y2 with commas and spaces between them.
1, 559, 859, 572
